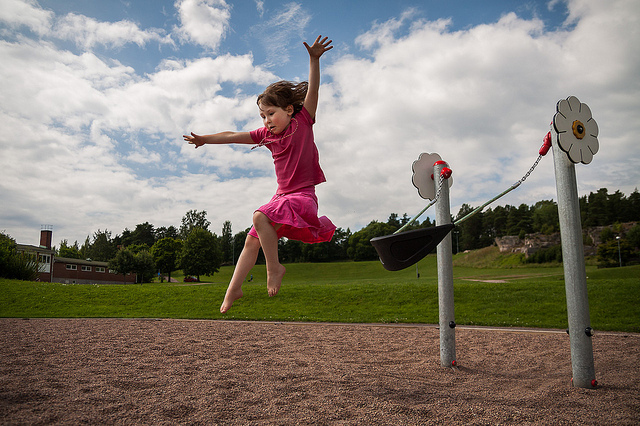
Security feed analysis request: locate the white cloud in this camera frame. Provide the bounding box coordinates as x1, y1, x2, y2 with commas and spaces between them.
1, 0, 173, 50
53, 13, 173, 50
174, 0, 231, 51
355, 8, 421, 50
0, 0, 53, 35
248, 2, 311, 66
255, 0, 265, 18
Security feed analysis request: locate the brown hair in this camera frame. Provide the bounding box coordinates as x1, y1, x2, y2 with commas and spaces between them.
257, 80, 308, 116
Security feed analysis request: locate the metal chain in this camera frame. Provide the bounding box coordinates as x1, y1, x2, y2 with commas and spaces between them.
433, 172, 446, 202
455, 154, 545, 226
517, 154, 543, 186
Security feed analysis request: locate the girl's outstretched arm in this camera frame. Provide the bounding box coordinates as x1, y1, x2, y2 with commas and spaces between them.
303, 35, 333, 119
183, 131, 253, 148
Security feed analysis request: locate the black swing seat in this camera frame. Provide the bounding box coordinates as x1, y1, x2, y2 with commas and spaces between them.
370, 224, 455, 271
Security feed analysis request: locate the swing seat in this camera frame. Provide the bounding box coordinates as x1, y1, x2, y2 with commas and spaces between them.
370, 224, 455, 271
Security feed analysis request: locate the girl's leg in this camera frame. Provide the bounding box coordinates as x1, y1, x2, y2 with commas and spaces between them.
220, 234, 261, 313
252, 211, 286, 297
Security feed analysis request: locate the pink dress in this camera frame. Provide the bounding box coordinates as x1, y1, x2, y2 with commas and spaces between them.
248, 107, 336, 244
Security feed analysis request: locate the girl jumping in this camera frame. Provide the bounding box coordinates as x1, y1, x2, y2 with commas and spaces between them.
184, 36, 336, 313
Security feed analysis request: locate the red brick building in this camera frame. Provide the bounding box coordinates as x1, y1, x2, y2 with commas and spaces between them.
17, 228, 136, 284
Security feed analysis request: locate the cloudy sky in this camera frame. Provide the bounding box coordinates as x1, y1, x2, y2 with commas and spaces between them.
2, 0, 639, 247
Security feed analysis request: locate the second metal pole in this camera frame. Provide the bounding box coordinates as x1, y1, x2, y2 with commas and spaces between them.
551, 134, 596, 388
434, 161, 456, 367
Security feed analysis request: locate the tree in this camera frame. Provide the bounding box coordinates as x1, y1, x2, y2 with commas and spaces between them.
455, 203, 491, 251
626, 189, 640, 222
599, 227, 615, 244
80, 236, 91, 259
108, 248, 136, 284
179, 228, 221, 281
328, 227, 351, 261
86, 230, 116, 261
627, 224, 640, 250
506, 204, 532, 236
180, 210, 210, 239
117, 223, 156, 248
583, 188, 609, 227
221, 221, 233, 264
151, 237, 183, 282
118, 228, 134, 247
279, 238, 304, 263
531, 200, 559, 234
231, 229, 250, 265
485, 205, 509, 238
348, 221, 396, 261
127, 244, 150, 254
58, 240, 82, 259
156, 225, 179, 241
134, 250, 156, 283
109, 248, 156, 283
387, 213, 402, 230
597, 239, 632, 268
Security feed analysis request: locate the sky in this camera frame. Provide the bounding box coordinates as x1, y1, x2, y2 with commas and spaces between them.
1, 0, 639, 247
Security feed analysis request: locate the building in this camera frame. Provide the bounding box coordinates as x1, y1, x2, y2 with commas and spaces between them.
17, 228, 136, 284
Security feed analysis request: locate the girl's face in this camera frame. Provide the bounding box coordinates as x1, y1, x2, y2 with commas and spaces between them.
259, 103, 293, 135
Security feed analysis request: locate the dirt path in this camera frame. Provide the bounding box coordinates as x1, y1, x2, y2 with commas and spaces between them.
1, 319, 638, 425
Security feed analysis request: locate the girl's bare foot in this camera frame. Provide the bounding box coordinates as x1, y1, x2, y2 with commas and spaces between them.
267, 264, 286, 297
220, 287, 243, 313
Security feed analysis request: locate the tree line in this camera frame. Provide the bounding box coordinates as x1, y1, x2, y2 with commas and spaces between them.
56, 187, 640, 277
2, 188, 638, 282
348, 188, 640, 261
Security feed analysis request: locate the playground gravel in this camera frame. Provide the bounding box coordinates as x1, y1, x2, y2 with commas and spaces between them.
1, 318, 638, 425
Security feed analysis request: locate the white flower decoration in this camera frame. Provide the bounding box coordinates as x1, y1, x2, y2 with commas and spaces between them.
412, 152, 453, 200
553, 96, 599, 164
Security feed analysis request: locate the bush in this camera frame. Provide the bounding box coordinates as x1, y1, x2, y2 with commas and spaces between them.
627, 224, 640, 250
526, 244, 562, 264
0, 232, 39, 281
597, 239, 633, 268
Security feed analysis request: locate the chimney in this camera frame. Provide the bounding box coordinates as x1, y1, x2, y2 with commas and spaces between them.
40, 225, 53, 250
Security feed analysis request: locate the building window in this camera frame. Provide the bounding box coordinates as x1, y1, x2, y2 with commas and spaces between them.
66, 264, 77, 270
39, 255, 51, 264
81, 266, 92, 272
96, 267, 105, 273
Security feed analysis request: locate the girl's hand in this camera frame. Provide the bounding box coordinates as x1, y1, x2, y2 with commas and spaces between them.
304, 35, 333, 59
183, 132, 205, 149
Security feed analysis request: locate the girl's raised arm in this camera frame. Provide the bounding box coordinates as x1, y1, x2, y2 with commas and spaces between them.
303, 35, 333, 119
184, 131, 253, 149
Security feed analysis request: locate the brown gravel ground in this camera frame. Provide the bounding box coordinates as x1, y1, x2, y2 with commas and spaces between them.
1, 318, 639, 425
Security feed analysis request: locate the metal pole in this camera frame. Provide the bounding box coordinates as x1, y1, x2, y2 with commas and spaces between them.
551, 135, 596, 388
616, 236, 622, 267
434, 161, 456, 368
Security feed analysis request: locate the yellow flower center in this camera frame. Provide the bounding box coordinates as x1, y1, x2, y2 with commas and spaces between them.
572, 120, 585, 139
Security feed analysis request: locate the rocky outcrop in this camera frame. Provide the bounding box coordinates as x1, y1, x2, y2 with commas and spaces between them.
495, 222, 637, 258
495, 233, 561, 257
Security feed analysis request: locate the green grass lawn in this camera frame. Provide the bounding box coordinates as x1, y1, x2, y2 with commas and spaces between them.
1, 255, 639, 332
